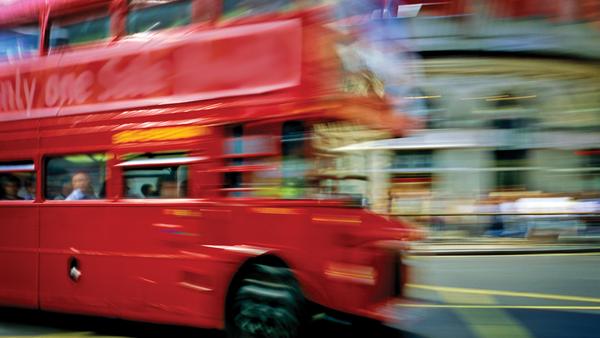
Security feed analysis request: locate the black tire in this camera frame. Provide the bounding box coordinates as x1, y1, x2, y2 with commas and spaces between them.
226, 264, 307, 338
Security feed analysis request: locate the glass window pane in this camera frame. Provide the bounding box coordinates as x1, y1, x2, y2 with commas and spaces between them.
281, 121, 310, 199
46, 154, 106, 200
127, 0, 192, 34
122, 152, 189, 198
49, 15, 110, 50
0, 161, 36, 200
222, 0, 294, 19
0, 25, 39, 61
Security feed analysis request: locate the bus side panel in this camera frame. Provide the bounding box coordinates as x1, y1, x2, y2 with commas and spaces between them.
227, 205, 333, 304
105, 204, 223, 328
0, 204, 39, 308
39, 205, 119, 317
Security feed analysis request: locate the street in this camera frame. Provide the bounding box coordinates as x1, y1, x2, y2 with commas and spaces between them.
0, 252, 599, 338
397, 252, 600, 338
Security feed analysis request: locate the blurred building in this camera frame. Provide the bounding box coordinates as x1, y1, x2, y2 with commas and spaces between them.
336, 0, 600, 219
393, 57, 600, 202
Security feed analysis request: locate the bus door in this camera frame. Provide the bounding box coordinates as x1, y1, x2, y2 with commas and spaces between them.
0, 160, 38, 308
38, 153, 117, 316
111, 150, 218, 325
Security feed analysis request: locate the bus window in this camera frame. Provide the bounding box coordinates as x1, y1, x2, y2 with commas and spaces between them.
223, 125, 244, 196
49, 12, 110, 51
0, 25, 39, 61
127, 0, 192, 34
120, 152, 190, 199
0, 161, 36, 200
281, 121, 310, 198
45, 154, 107, 200
222, 0, 294, 19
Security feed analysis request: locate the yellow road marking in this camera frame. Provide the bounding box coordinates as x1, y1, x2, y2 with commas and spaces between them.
439, 289, 533, 338
407, 284, 600, 304
396, 304, 600, 310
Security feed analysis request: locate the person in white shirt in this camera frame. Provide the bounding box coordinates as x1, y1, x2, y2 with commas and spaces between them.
66, 172, 96, 200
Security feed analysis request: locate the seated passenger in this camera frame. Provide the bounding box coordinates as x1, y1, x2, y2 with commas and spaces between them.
179, 180, 188, 198
66, 172, 96, 200
1, 175, 23, 200
54, 180, 72, 200
159, 180, 178, 198
18, 177, 35, 200
141, 184, 155, 198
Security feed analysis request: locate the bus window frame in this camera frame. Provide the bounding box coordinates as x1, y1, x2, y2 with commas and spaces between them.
47, 7, 113, 53
219, 0, 300, 22
42, 152, 110, 203
125, 0, 195, 35
0, 159, 37, 203
116, 151, 202, 201
116, 156, 207, 168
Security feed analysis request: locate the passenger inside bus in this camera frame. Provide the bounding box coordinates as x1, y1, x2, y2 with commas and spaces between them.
140, 184, 155, 198
0, 175, 24, 200
179, 180, 188, 198
18, 177, 35, 200
158, 178, 178, 198
53, 180, 72, 200
66, 172, 96, 200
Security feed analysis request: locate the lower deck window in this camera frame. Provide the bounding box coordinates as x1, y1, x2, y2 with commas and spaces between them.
121, 153, 189, 199
45, 154, 106, 200
0, 161, 36, 200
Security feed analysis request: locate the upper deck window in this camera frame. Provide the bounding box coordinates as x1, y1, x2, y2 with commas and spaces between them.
127, 0, 192, 34
49, 13, 110, 51
222, 0, 294, 19
0, 25, 39, 61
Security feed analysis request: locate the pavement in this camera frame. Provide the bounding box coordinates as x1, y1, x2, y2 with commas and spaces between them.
408, 235, 600, 256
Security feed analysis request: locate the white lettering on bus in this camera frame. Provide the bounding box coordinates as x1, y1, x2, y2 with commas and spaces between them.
98, 54, 169, 101
0, 69, 37, 113
0, 54, 169, 115
45, 71, 94, 107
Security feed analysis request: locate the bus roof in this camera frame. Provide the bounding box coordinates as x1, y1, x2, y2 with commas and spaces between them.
0, 0, 108, 26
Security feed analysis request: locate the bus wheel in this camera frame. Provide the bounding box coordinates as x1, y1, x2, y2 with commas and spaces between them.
227, 264, 306, 338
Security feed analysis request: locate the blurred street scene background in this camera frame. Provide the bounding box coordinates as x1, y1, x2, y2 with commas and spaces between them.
330, 0, 600, 245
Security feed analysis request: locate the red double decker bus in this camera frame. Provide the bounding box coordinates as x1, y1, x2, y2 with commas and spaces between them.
0, 0, 417, 336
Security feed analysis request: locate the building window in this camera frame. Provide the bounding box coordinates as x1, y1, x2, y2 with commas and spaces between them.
45, 154, 106, 200
0, 160, 36, 200
127, 0, 192, 34
494, 149, 528, 191
392, 150, 433, 170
